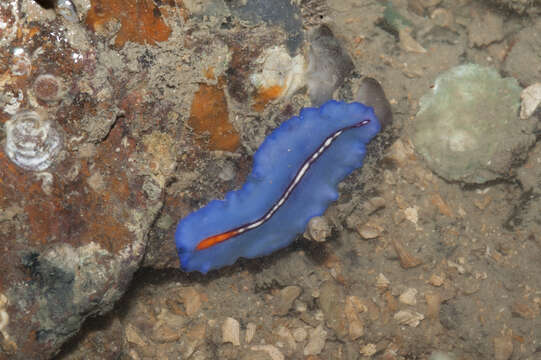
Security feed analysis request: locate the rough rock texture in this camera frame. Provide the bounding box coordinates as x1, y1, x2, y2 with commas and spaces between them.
0, 0, 178, 358
0, 0, 340, 358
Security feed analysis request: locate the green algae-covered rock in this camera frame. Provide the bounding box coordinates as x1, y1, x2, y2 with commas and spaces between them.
413, 64, 535, 184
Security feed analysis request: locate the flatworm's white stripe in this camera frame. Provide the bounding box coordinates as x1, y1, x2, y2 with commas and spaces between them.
207, 119, 371, 244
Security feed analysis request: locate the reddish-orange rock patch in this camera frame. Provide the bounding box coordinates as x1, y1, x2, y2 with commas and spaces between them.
189, 79, 240, 151
86, 0, 172, 48
252, 84, 285, 112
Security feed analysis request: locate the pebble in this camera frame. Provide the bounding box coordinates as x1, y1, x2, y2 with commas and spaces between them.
181, 323, 207, 358
391, 237, 422, 269
157, 309, 186, 329
430, 8, 454, 29
274, 286, 302, 316
493, 335, 513, 360
394, 310, 424, 327
357, 224, 381, 239
399, 288, 418, 306
277, 326, 296, 350
520, 83, 541, 119
303, 324, 327, 356
360, 343, 377, 357
245, 322, 256, 344
425, 292, 442, 320
428, 273, 445, 287
251, 345, 285, 360
125, 324, 147, 347
447, 260, 465, 274
151, 323, 181, 343
429, 351, 456, 360
431, 194, 453, 217
177, 286, 202, 316
460, 278, 480, 295
218, 161, 236, 181
318, 280, 348, 337
385, 139, 414, 166
511, 301, 539, 319
292, 327, 307, 342
399, 27, 427, 54
222, 317, 240, 346
344, 296, 364, 340
363, 196, 386, 214
404, 207, 419, 225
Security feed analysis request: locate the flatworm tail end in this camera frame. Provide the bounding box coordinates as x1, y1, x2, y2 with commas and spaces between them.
175, 100, 380, 273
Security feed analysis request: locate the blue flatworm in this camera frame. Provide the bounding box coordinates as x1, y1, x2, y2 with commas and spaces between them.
175, 100, 381, 273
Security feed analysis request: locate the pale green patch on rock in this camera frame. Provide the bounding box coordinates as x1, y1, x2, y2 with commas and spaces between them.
413, 64, 535, 184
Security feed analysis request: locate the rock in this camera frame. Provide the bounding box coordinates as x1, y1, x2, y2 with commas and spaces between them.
222, 317, 241, 346
355, 77, 394, 130
306, 25, 354, 106
227, 0, 304, 53
303, 324, 327, 356
0, 3, 166, 356
413, 64, 534, 184
274, 285, 302, 316
467, 11, 503, 47
503, 19, 541, 85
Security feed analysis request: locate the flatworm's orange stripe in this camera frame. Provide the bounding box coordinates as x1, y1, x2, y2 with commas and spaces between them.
196, 229, 240, 250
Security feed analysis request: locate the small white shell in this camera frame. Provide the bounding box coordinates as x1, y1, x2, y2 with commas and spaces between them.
375, 273, 391, 290
250, 46, 306, 99
394, 309, 424, 327
304, 216, 331, 242
4, 111, 62, 171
